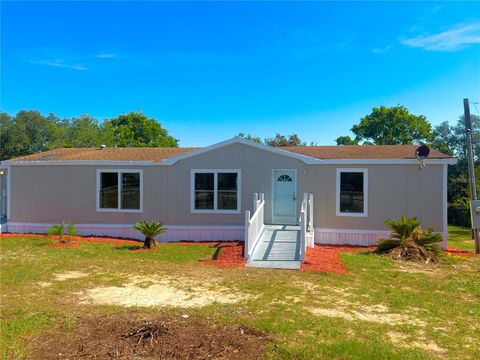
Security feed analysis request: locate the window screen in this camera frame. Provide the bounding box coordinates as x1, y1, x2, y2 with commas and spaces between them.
100, 172, 118, 209
121, 173, 140, 209
339, 172, 364, 213
217, 173, 238, 210
194, 173, 214, 210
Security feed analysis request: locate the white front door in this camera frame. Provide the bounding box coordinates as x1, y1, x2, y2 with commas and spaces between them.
273, 169, 297, 224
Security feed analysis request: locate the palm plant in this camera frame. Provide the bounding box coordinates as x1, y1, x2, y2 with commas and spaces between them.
132, 220, 166, 249
48, 221, 77, 243
376, 216, 443, 263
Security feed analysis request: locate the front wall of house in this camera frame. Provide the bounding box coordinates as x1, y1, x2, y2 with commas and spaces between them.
8, 142, 446, 237
9, 165, 157, 224
304, 164, 444, 232
164, 142, 308, 225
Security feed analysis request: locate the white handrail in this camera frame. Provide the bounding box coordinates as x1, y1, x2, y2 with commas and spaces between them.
308, 193, 314, 232
244, 193, 265, 259
299, 196, 308, 261
308, 193, 314, 247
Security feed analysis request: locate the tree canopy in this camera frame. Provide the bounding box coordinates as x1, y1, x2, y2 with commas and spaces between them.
336, 105, 433, 145
103, 112, 178, 147
237, 132, 306, 146
0, 110, 178, 161
335, 135, 358, 145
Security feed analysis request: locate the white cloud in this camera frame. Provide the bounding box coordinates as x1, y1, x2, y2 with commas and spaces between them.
401, 24, 480, 52
28, 59, 88, 71
372, 45, 393, 54
95, 53, 116, 59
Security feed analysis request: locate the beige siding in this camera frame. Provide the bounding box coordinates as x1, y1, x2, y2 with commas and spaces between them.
9, 142, 446, 233
303, 164, 444, 231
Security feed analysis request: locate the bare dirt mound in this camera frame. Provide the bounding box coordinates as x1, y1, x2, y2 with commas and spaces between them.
31, 313, 270, 359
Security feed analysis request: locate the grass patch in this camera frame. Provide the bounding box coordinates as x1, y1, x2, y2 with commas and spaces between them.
448, 225, 475, 250
1, 236, 479, 359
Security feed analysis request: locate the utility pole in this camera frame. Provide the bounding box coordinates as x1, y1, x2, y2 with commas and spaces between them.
463, 98, 479, 254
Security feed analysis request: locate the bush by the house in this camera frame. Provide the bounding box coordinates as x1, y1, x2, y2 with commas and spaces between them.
48, 221, 77, 243
132, 220, 166, 249
376, 216, 443, 263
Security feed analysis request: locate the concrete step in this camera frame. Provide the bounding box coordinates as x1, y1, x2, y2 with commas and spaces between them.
246, 260, 301, 270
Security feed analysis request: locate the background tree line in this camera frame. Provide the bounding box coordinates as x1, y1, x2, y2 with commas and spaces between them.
1, 106, 478, 226
0, 110, 178, 161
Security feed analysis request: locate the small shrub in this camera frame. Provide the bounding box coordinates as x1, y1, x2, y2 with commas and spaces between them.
48, 221, 77, 243
376, 216, 443, 263
132, 220, 166, 249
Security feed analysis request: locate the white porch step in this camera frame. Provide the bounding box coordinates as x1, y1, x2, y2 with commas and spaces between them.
246, 259, 301, 270
246, 225, 301, 270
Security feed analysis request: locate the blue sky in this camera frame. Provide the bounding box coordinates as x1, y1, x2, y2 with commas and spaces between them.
1, 1, 479, 146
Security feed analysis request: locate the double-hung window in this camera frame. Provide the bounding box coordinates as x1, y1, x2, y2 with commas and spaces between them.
191, 170, 241, 213
97, 169, 143, 212
336, 168, 368, 217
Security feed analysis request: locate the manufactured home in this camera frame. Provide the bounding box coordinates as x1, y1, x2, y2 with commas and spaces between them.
0, 138, 456, 269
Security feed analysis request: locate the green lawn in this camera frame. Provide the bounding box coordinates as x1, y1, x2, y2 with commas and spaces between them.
448, 225, 476, 250
1, 235, 479, 359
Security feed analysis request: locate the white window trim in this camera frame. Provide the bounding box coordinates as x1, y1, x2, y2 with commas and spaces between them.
191, 169, 241, 214
96, 169, 143, 213
336, 168, 368, 217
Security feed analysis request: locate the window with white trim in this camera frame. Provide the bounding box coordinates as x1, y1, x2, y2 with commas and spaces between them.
97, 170, 143, 212
192, 170, 240, 213
336, 168, 368, 217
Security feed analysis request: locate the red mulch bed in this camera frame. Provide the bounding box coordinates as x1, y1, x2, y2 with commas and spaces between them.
302, 245, 376, 274
446, 246, 478, 257
0, 233, 141, 245
4, 233, 476, 272
199, 241, 246, 268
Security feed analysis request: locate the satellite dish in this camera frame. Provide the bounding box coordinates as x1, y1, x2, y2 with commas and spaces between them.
416, 145, 430, 160
416, 145, 430, 169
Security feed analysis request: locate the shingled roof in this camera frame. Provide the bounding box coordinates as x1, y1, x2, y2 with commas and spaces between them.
6, 143, 452, 162
278, 145, 451, 159
8, 147, 199, 162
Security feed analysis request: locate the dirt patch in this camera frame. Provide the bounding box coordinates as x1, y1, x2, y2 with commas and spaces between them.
386, 331, 447, 356
308, 303, 425, 326
305, 286, 426, 327
31, 313, 271, 359
54, 271, 89, 281
395, 261, 443, 276
301, 245, 375, 273
79, 276, 249, 308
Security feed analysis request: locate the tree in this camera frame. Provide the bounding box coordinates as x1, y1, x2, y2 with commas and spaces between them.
237, 133, 262, 144
335, 136, 358, 145
431, 121, 455, 156
64, 115, 104, 148
0, 113, 14, 160
236, 132, 306, 146
132, 220, 166, 249
265, 133, 304, 147
0, 110, 63, 160
432, 115, 480, 208
346, 105, 433, 145
102, 112, 178, 147
450, 115, 480, 161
